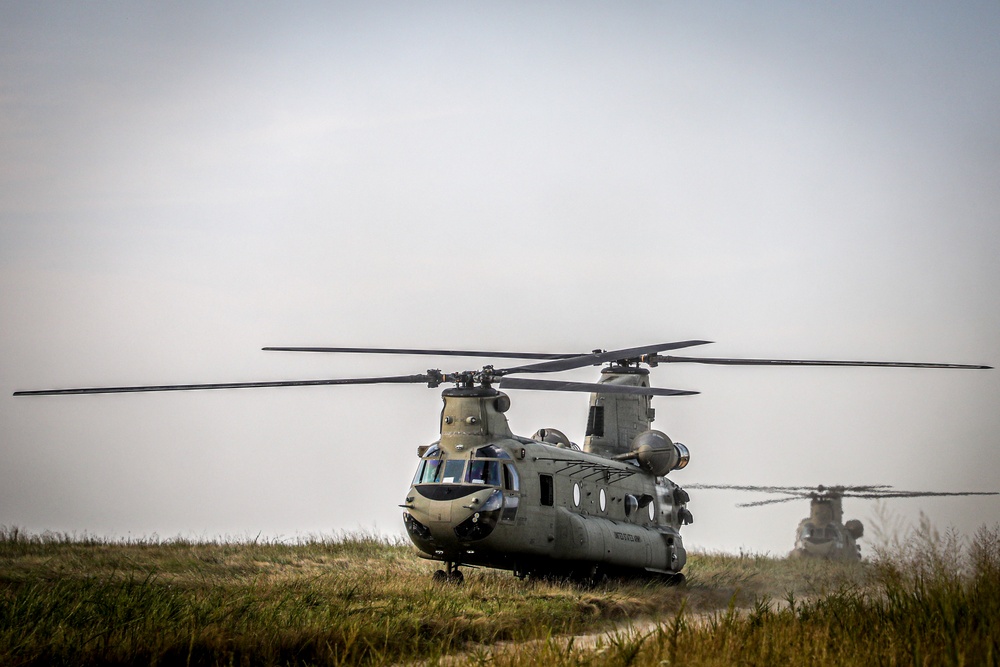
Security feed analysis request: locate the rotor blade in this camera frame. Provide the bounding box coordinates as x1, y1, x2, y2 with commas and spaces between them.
686, 484, 819, 494
684, 484, 892, 493
13, 374, 437, 396
738, 496, 806, 507
502, 340, 713, 374
801, 484, 894, 493
651, 355, 991, 370
730, 489, 998, 506
262, 346, 580, 360
686, 484, 896, 500
844, 490, 999, 500
834, 485, 895, 492
498, 377, 698, 396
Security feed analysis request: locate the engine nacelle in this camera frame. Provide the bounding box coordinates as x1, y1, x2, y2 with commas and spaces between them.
845, 519, 864, 540
631, 430, 690, 476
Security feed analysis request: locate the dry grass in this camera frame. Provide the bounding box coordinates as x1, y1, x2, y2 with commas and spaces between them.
1, 523, 996, 666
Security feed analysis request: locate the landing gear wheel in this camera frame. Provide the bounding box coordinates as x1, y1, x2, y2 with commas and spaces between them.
446, 561, 464, 584
434, 562, 464, 584
663, 572, 685, 586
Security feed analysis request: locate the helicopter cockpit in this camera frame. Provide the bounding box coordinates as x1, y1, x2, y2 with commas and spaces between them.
795, 522, 845, 559
801, 524, 836, 543
405, 443, 522, 547
412, 444, 519, 492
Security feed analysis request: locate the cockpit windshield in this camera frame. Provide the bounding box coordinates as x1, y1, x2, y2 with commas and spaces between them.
414, 458, 441, 484
413, 457, 466, 484
412, 444, 514, 486
440, 459, 465, 483
802, 524, 836, 542
465, 459, 502, 486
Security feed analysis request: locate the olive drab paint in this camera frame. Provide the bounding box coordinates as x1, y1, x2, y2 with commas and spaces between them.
583, 367, 655, 458
402, 374, 692, 582
790, 494, 862, 561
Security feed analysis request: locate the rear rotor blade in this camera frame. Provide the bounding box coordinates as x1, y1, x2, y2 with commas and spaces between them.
499, 377, 698, 396
835, 485, 895, 492
263, 346, 580, 360
720, 487, 998, 506
687, 484, 898, 503
845, 490, 999, 500
13, 374, 437, 396
503, 340, 713, 374
687, 484, 819, 494
738, 496, 806, 507
651, 355, 991, 370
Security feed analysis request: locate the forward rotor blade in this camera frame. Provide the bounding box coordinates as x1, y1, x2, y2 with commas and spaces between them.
498, 377, 698, 396
13, 374, 437, 396
262, 346, 580, 360
503, 340, 713, 374
651, 355, 991, 370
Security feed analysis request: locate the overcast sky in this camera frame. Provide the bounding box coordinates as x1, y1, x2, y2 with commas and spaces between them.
2, 2, 999, 556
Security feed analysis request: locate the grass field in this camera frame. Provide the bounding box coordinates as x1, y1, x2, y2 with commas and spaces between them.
1, 521, 997, 666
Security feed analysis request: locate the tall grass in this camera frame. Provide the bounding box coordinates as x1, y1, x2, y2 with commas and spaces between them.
482, 521, 1000, 666
2, 523, 995, 665
0, 527, 694, 666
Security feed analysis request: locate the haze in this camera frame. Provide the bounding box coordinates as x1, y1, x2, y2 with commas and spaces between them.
2, 2, 998, 555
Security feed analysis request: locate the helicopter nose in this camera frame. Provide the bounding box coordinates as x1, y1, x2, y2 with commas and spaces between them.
453, 489, 503, 541
404, 488, 503, 548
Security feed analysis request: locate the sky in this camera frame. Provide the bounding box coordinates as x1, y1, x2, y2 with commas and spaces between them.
2, 2, 999, 557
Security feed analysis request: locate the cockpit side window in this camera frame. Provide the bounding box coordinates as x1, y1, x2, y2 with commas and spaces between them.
474, 445, 511, 459
465, 460, 502, 486
503, 463, 520, 491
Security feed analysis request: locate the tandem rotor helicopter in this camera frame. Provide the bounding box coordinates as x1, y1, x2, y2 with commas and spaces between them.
14, 341, 992, 583
686, 484, 999, 562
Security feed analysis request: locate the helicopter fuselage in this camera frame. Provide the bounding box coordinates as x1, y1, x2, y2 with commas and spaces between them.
401, 386, 690, 578
790, 496, 862, 561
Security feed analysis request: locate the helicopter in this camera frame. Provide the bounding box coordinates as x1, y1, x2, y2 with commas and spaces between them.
686, 483, 999, 561
13, 341, 991, 583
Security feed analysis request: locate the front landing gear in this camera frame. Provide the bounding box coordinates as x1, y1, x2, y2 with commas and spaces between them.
433, 561, 464, 584
661, 572, 685, 586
